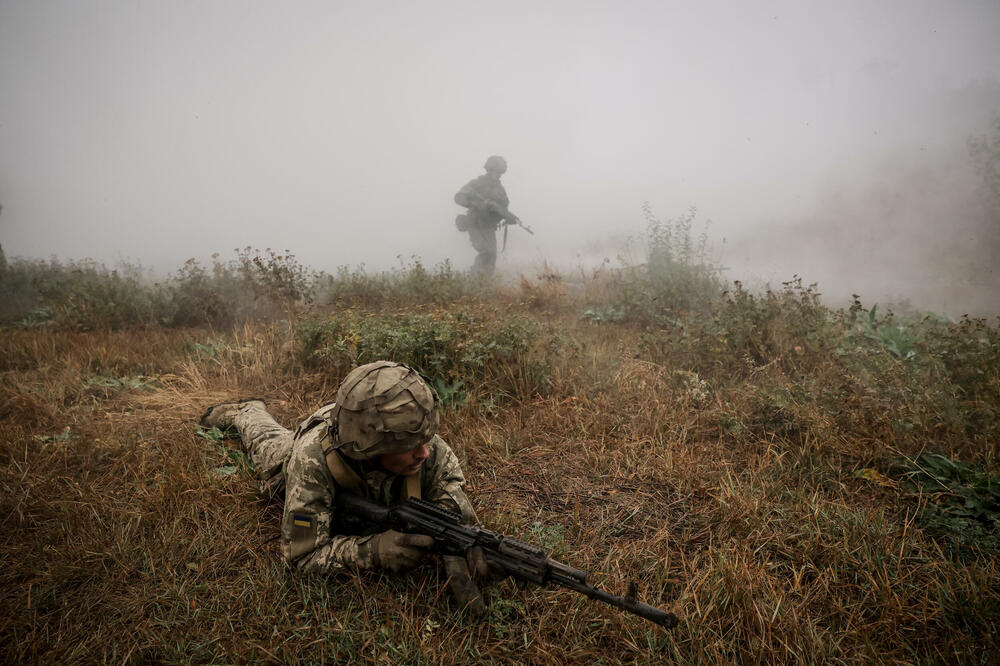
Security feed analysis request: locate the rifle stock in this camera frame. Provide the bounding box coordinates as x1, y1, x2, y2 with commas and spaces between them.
337, 494, 678, 628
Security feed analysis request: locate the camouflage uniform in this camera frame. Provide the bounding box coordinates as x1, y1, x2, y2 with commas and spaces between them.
455, 171, 509, 276
232, 401, 476, 574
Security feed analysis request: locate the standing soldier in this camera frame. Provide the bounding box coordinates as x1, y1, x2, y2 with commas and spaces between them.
454, 155, 517, 276
200, 361, 494, 615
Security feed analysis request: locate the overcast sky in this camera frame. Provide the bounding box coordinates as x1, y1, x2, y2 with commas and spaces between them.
1, 1, 999, 313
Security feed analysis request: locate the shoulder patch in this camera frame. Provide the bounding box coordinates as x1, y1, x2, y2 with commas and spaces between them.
288, 512, 318, 561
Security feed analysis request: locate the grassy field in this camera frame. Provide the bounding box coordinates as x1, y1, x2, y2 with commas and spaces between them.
1, 240, 998, 664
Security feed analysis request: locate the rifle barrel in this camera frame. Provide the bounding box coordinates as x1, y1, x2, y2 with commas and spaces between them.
581, 584, 678, 628
550, 568, 678, 628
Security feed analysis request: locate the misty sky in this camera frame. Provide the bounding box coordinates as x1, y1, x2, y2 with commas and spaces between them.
1, 1, 999, 313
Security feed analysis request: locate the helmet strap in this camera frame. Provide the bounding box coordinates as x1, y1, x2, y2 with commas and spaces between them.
322, 444, 366, 496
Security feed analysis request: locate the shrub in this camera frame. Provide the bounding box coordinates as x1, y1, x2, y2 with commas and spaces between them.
835, 304, 999, 453
635, 279, 999, 457
603, 206, 724, 325
638, 277, 838, 381
0, 249, 321, 330
314, 257, 489, 309
296, 309, 553, 399
165, 257, 238, 327
889, 453, 1000, 557
166, 248, 318, 327
232, 247, 317, 304
0, 257, 163, 329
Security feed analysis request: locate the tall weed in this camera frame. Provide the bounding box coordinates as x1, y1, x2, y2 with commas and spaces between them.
604, 206, 724, 324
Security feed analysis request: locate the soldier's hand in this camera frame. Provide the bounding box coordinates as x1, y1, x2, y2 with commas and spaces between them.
443, 555, 486, 617
371, 530, 434, 573
465, 546, 507, 582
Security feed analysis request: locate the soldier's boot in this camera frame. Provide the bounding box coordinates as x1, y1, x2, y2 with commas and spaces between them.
199, 398, 267, 430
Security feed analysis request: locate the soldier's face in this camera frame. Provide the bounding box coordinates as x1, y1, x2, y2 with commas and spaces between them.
378, 442, 430, 476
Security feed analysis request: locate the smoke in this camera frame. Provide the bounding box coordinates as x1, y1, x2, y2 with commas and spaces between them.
720, 118, 1000, 317
1, 1, 999, 317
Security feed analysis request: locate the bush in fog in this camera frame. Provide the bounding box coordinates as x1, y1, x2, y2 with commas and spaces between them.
296, 309, 554, 398
604, 206, 725, 325
0, 257, 162, 329
0, 248, 319, 329
314, 257, 490, 308
635, 280, 999, 455
166, 248, 317, 327
0, 249, 492, 330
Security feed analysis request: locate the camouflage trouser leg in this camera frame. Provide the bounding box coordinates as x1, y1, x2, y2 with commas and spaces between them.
467, 223, 497, 276
233, 403, 294, 500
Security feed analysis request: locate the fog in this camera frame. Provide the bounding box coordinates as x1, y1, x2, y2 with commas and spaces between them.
1, 1, 999, 315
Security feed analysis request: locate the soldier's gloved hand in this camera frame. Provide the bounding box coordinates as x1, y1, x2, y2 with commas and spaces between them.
443, 555, 486, 617
371, 530, 435, 573
465, 546, 507, 583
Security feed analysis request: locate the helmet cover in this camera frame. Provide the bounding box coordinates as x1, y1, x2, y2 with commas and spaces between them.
331, 361, 440, 459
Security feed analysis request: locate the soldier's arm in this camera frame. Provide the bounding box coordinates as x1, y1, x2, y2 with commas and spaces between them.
421, 436, 478, 525
470, 183, 515, 220
280, 432, 378, 574
455, 177, 506, 214
496, 182, 510, 211
454, 179, 481, 208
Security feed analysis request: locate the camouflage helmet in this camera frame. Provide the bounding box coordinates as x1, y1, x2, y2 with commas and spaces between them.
330, 361, 440, 460
483, 155, 507, 174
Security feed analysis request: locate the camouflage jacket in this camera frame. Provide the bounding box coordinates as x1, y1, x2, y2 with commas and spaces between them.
280, 404, 476, 574
454, 174, 509, 227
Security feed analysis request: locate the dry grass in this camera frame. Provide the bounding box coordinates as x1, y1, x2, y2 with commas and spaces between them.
2, 293, 998, 664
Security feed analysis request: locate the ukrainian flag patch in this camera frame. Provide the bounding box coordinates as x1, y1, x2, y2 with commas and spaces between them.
293, 514, 312, 528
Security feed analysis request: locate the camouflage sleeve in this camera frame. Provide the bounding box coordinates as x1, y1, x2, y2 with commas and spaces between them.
280, 429, 378, 573
495, 181, 509, 210
454, 178, 480, 208
422, 435, 478, 525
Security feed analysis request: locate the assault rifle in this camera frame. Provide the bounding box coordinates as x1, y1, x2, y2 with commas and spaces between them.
499, 211, 532, 252
500, 211, 534, 235
458, 190, 534, 237
337, 494, 678, 628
